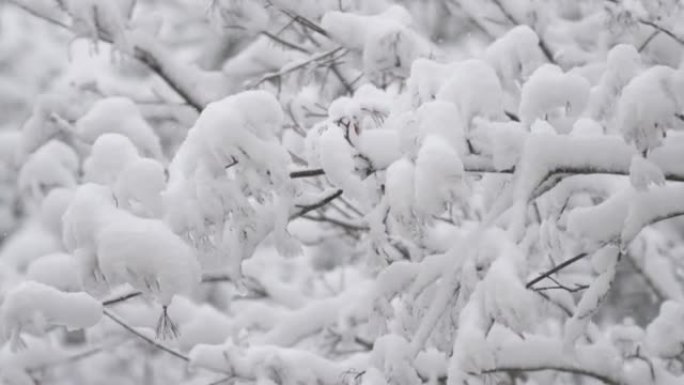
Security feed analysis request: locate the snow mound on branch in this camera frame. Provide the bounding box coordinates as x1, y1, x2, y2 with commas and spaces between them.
83, 133, 140, 185
570, 118, 603, 137
386, 158, 416, 227
484, 25, 543, 89
76, 97, 163, 159
318, 127, 367, 204
171, 90, 288, 184
371, 334, 421, 385
62, 183, 117, 254
645, 300, 684, 359
61, 183, 118, 291
615, 66, 684, 153
629, 155, 665, 191
39, 187, 74, 239
322, 6, 434, 84
408, 101, 467, 158
357, 129, 401, 170
18, 140, 79, 201
588, 44, 642, 122
406, 59, 459, 108
436, 59, 503, 128
519, 64, 590, 133
414, 136, 465, 216
0, 335, 67, 385
0, 281, 102, 349
26, 253, 82, 292
114, 157, 166, 218
0, 222, 61, 273
97, 214, 201, 306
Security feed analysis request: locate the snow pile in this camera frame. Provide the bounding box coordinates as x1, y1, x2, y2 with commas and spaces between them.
76, 97, 163, 159
484, 25, 544, 93
83, 133, 140, 185
614, 66, 684, 153
97, 214, 201, 306
436, 59, 503, 130
26, 252, 82, 292
629, 155, 665, 191
39, 187, 74, 238
62, 183, 118, 291
588, 44, 642, 123
322, 6, 434, 85
518, 64, 590, 133
645, 301, 684, 359
405, 59, 459, 108
0, 281, 102, 350
414, 136, 465, 216
18, 140, 79, 202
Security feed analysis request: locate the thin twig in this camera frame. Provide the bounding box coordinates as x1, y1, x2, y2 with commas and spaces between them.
526, 253, 588, 289
291, 189, 344, 219
638, 30, 660, 52
103, 291, 143, 306
102, 308, 191, 362
638, 19, 684, 46
301, 213, 369, 231
261, 30, 311, 54
623, 252, 668, 303
248, 47, 346, 88
290, 168, 325, 178
480, 364, 619, 385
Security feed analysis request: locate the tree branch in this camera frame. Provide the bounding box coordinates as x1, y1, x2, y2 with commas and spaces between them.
102, 308, 191, 362
289, 168, 325, 178
481, 364, 619, 385
526, 253, 588, 289
490, 0, 555, 63
638, 19, 684, 46
290, 189, 344, 219
11, 0, 211, 111
478, 338, 627, 385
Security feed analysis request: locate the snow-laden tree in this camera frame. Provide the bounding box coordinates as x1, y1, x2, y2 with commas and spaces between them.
2, 0, 684, 384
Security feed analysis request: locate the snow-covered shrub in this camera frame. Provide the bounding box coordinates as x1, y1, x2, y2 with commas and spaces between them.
2, 1, 684, 385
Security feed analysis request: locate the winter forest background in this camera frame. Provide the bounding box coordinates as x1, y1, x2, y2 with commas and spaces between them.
1, 0, 684, 384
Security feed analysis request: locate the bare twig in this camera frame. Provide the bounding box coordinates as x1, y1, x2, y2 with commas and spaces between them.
290, 168, 325, 178
638, 19, 684, 46
248, 47, 346, 88
301, 214, 369, 231
623, 252, 669, 303
526, 253, 588, 289
11, 0, 209, 111
261, 30, 311, 54
638, 30, 660, 52
291, 189, 344, 219
102, 308, 191, 362
480, 364, 619, 385
103, 291, 143, 307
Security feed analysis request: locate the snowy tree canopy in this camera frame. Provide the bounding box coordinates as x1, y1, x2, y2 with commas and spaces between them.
3, 0, 684, 384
